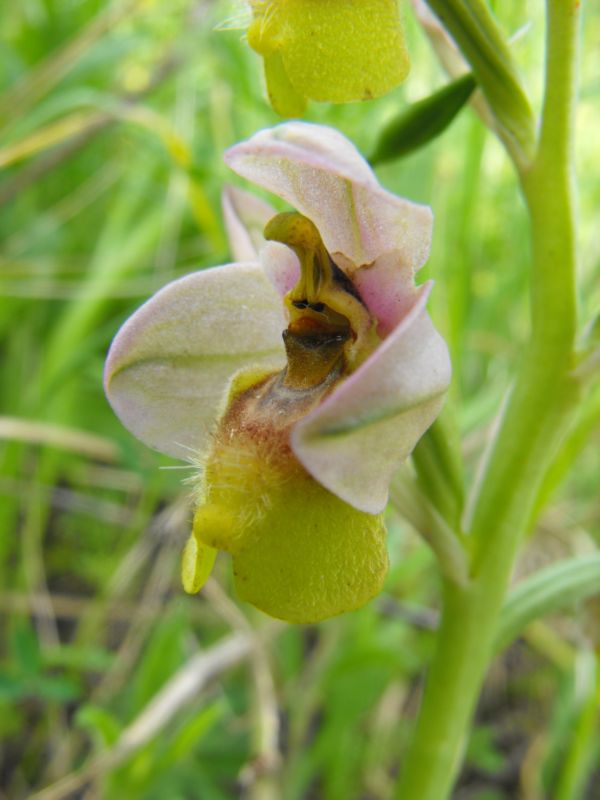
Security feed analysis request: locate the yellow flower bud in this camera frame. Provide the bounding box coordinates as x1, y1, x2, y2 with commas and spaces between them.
248, 0, 410, 116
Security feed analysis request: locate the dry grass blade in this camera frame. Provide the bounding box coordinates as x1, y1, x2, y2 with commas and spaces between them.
0, 416, 119, 461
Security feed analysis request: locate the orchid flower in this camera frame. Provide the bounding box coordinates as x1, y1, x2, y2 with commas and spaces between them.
104, 123, 451, 624
247, 0, 410, 117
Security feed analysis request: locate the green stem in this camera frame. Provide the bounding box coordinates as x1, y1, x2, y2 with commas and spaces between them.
395, 2, 581, 797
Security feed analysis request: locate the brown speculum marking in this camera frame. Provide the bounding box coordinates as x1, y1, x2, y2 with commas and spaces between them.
214, 212, 378, 470
264, 211, 377, 388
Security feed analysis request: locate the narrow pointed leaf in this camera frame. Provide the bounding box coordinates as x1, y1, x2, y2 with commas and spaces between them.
496, 555, 600, 653
370, 74, 477, 165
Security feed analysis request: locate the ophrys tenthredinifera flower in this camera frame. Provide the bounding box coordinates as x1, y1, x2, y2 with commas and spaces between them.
104, 123, 450, 623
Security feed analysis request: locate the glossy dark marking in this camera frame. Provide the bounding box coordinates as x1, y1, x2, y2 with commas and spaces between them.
330, 256, 363, 302
282, 328, 349, 351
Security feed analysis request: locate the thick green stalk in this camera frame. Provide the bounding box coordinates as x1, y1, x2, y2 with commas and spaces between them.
395, 2, 581, 797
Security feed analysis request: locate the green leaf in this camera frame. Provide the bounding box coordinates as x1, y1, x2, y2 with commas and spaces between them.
0, 675, 27, 701
163, 703, 223, 762
34, 675, 82, 702
370, 74, 476, 165
76, 705, 122, 748
44, 644, 113, 672
466, 725, 506, 774
11, 620, 41, 676
496, 555, 600, 652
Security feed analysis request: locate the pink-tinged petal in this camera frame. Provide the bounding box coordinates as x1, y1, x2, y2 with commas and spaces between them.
104, 263, 286, 460
261, 240, 300, 297
352, 252, 418, 338
291, 284, 451, 514
225, 121, 432, 270
221, 186, 276, 261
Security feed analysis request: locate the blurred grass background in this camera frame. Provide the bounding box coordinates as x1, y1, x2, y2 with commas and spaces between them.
0, 1, 599, 798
